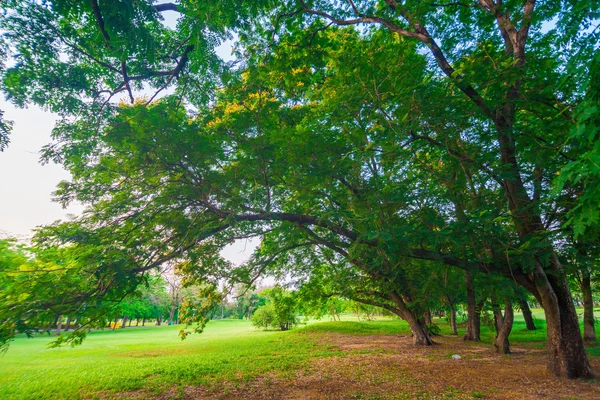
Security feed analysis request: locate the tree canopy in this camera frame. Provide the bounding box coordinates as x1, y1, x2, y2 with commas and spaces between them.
1, 0, 599, 379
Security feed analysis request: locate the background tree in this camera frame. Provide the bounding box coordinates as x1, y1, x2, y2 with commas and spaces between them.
251, 286, 299, 331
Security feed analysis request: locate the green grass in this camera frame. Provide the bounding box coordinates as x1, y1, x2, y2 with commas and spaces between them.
0, 319, 345, 399
300, 319, 412, 336
1, 309, 598, 399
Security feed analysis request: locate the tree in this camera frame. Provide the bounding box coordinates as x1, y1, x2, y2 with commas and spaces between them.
0, 237, 136, 348
251, 286, 299, 331
1, 0, 599, 378
233, 287, 267, 320
116, 275, 170, 327
0, 35, 10, 151
556, 52, 600, 238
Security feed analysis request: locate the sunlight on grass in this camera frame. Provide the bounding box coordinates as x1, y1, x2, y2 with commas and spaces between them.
0, 310, 597, 399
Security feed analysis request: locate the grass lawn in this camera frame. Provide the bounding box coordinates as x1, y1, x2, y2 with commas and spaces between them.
0, 310, 599, 399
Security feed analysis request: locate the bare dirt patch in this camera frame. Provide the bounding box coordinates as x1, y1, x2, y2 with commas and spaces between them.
104, 333, 600, 399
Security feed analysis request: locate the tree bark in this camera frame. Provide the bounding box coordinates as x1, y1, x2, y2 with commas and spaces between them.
65, 316, 71, 332
449, 302, 458, 335
389, 291, 434, 345
534, 257, 595, 378
424, 310, 432, 325
142, 318, 146, 327
463, 271, 481, 341
55, 315, 63, 336
581, 271, 596, 342
444, 294, 458, 335
519, 298, 536, 330
493, 297, 513, 354
121, 316, 128, 329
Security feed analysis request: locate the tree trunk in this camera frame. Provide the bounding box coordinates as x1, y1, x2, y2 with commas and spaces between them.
156, 317, 162, 326
389, 291, 434, 345
121, 316, 128, 329
168, 305, 177, 324
463, 271, 481, 341
142, 318, 146, 327
493, 297, 513, 354
65, 316, 71, 332
449, 302, 458, 335
55, 315, 63, 336
519, 298, 536, 330
112, 317, 118, 330
424, 310, 432, 325
581, 271, 596, 342
534, 257, 595, 378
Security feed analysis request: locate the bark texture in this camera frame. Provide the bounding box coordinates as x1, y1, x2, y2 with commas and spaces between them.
448, 302, 458, 335
463, 271, 481, 341
493, 297, 514, 354
581, 271, 596, 342
535, 257, 595, 378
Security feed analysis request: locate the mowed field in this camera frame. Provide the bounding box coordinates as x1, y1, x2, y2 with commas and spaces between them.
1, 311, 600, 400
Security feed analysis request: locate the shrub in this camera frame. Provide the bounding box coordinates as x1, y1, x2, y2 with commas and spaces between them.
251, 286, 299, 331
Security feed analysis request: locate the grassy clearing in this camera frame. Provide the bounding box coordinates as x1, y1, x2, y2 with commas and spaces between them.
0, 319, 340, 399
0, 310, 598, 399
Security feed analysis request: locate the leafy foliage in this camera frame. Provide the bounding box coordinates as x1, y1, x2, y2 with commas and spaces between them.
251, 286, 299, 331
1, 0, 600, 377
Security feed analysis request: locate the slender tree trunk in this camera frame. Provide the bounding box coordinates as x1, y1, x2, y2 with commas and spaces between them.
128, 319, 132, 327
168, 305, 177, 324
156, 317, 162, 326
65, 316, 71, 332
519, 298, 536, 330
581, 271, 596, 342
142, 318, 146, 327
121, 316, 128, 329
463, 271, 481, 341
112, 317, 118, 330
55, 315, 63, 336
493, 297, 513, 354
449, 302, 458, 335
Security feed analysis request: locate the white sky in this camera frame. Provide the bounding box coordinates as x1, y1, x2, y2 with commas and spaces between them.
0, 34, 257, 265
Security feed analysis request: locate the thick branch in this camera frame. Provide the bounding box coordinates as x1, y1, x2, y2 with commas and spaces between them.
121, 61, 134, 104
90, 0, 111, 47
154, 3, 180, 13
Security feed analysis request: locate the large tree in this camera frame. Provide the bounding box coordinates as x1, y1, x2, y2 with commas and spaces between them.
1, 0, 599, 379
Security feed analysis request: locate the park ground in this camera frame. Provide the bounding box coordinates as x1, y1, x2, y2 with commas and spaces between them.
1, 310, 600, 399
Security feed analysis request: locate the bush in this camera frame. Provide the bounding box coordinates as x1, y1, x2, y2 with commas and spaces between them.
251, 287, 299, 331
